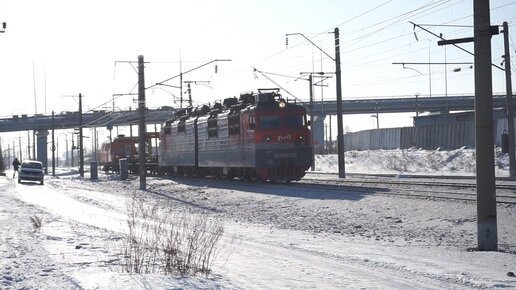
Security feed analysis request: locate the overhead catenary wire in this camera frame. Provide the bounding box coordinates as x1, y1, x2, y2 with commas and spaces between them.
244, 1, 469, 78
226, 0, 446, 78
292, 0, 512, 65
93, 1, 516, 115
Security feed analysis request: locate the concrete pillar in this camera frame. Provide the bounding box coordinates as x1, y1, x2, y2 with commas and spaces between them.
313, 115, 326, 154
90, 161, 98, 180
36, 130, 49, 173
119, 158, 128, 180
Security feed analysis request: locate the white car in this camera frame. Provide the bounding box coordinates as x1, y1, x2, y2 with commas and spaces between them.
18, 160, 44, 185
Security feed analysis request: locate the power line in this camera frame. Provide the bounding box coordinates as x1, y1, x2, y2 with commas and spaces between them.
226, 0, 447, 80
276, 2, 473, 71
341, 0, 452, 50
332, 0, 394, 29
220, 0, 512, 98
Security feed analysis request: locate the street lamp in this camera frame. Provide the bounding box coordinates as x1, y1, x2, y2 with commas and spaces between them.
286, 28, 345, 178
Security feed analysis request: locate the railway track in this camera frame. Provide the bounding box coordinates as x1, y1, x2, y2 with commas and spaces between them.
294, 174, 516, 205
149, 172, 516, 205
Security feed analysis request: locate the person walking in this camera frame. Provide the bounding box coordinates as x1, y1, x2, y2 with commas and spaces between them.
12, 158, 20, 178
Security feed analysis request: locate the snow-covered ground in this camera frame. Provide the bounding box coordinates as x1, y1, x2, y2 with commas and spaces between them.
1, 148, 515, 289
316, 147, 509, 177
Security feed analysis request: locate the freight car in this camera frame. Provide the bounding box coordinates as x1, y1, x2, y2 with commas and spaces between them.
158, 89, 312, 182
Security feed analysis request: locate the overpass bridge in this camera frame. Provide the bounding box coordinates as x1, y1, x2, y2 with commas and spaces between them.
0, 106, 175, 133
0, 94, 513, 133
1, 94, 514, 169
309, 94, 514, 115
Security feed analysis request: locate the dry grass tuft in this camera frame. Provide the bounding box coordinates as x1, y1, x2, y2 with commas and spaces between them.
121, 195, 224, 276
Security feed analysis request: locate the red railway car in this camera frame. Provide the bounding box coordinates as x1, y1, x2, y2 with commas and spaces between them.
99, 134, 158, 173
158, 89, 312, 182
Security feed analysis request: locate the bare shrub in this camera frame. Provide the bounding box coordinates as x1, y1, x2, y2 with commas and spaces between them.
122, 195, 224, 275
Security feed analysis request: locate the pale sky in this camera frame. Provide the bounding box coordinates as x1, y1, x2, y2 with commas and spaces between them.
0, 0, 515, 135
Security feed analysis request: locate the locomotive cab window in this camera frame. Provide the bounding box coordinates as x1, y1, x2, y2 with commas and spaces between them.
208, 117, 218, 138
285, 115, 304, 128
259, 116, 280, 129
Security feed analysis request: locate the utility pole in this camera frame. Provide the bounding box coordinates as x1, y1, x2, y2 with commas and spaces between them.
65, 136, 68, 167
32, 131, 36, 160
308, 74, 315, 171
179, 51, 183, 109
79, 93, 84, 178
474, 0, 497, 251
51, 111, 55, 176
151, 59, 231, 105
187, 83, 191, 106
56, 137, 59, 167
287, 29, 345, 177
18, 136, 22, 161
335, 27, 345, 178
71, 134, 74, 167
184, 80, 210, 107
138, 55, 147, 190
300, 72, 332, 170
502, 21, 516, 178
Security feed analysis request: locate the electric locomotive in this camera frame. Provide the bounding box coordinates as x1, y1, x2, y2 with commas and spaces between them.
99, 133, 159, 173
158, 89, 312, 182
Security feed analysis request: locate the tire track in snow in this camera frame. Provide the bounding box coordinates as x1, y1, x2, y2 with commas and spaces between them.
0, 177, 83, 289
216, 224, 478, 289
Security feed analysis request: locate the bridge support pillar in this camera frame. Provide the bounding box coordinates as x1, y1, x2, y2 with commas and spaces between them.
36, 130, 49, 173
313, 115, 326, 154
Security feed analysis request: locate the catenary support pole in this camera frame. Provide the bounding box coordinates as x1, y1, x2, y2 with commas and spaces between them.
138, 55, 147, 190
503, 21, 516, 178
71, 134, 75, 167
18, 136, 21, 161
66, 136, 68, 167
334, 27, 345, 178
473, 0, 497, 251
79, 93, 84, 178
51, 111, 55, 176
309, 74, 315, 171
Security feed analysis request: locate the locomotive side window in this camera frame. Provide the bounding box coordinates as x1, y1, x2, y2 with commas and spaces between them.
178, 123, 185, 134
259, 116, 280, 129
228, 114, 240, 135
208, 117, 218, 138
285, 115, 303, 128
249, 115, 255, 130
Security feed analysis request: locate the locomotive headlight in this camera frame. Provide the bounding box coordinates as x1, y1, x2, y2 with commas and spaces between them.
297, 135, 306, 145
278, 100, 286, 108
